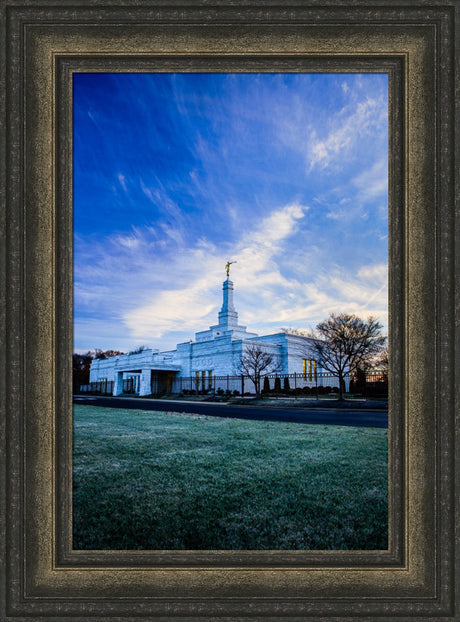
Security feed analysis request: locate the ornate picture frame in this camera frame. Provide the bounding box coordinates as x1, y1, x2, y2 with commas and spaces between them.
1, 1, 457, 619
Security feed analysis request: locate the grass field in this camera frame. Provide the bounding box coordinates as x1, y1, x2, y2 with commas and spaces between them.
73, 405, 388, 550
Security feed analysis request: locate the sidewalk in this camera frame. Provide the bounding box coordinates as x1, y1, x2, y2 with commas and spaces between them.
132, 394, 388, 410
229, 397, 388, 410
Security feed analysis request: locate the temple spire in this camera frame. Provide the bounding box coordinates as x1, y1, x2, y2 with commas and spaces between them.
218, 276, 239, 328
194, 267, 258, 342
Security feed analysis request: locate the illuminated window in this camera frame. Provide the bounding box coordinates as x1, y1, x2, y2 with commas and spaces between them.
303, 359, 317, 382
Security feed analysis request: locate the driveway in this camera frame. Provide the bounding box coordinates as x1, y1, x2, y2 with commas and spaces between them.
73, 395, 388, 429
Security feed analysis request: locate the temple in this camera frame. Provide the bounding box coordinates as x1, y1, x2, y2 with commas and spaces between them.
89, 274, 318, 395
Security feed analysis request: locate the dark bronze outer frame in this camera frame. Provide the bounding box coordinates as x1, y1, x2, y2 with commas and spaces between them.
55, 53, 404, 573
1, 1, 457, 620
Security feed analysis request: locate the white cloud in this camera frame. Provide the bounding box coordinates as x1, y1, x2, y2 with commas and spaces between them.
114, 231, 142, 249
307, 96, 387, 172
313, 155, 388, 223
125, 283, 216, 339
357, 263, 388, 282
244, 260, 388, 336
117, 173, 128, 192
74, 204, 388, 351
120, 203, 309, 343
352, 158, 388, 202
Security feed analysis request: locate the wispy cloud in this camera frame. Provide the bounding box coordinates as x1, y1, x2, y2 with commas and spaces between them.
73, 73, 389, 352
74, 202, 388, 351
352, 158, 388, 203
117, 173, 128, 193
120, 203, 309, 343
307, 96, 387, 173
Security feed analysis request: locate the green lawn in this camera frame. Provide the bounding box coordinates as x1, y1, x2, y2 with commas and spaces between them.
73, 405, 388, 550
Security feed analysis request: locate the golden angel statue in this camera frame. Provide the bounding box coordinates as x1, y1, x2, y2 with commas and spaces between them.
225, 260, 236, 277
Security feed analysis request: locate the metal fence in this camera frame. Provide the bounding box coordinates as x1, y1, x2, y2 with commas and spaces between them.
78, 371, 387, 398
79, 380, 114, 395
172, 372, 387, 398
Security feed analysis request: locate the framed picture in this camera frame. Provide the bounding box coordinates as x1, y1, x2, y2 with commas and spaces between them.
72, 70, 390, 553
1, 1, 457, 619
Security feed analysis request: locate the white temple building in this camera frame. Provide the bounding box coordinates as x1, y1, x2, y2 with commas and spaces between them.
89, 273, 320, 396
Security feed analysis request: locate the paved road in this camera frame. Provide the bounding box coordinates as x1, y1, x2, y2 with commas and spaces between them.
73, 395, 388, 429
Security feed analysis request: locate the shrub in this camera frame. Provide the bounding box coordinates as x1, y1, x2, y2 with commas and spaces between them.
354, 367, 367, 394
283, 377, 290, 393
262, 376, 270, 394
274, 377, 281, 393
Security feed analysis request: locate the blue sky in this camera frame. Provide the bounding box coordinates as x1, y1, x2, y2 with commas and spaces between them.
73, 72, 388, 353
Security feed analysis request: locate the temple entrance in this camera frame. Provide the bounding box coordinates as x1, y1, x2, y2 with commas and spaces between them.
119, 370, 141, 395
151, 371, 177, 395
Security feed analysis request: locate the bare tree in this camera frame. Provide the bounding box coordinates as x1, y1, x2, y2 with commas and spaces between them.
128, 345, 149, 355
362, 345, 389, 386
308, 313, 386, 400
73, 349, 125, 392
73, 351, 94, 393
94, 349, 124, 359
239, 345, 280, 397
367, 346, 389, 373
